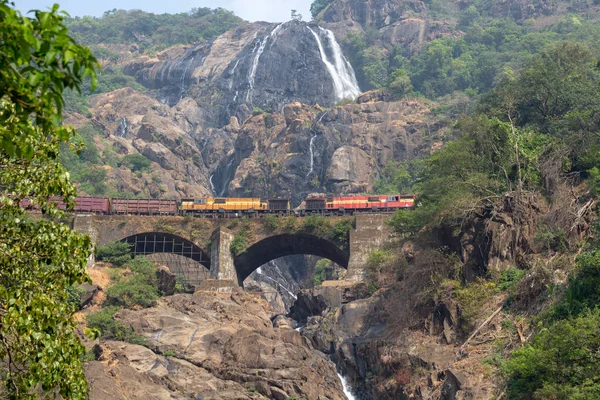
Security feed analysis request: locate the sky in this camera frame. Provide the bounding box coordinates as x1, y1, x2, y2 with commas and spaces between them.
14, 0, 313, 22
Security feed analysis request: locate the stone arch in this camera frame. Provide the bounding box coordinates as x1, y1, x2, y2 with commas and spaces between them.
120, 232, 210, 270
234, 233, 349, 285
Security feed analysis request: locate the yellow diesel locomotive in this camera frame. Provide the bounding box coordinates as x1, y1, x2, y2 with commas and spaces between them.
180, 198, 290, 214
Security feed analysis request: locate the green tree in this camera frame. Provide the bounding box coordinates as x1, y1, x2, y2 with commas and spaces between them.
310, 0, 333, 19
0, 2, 99, 398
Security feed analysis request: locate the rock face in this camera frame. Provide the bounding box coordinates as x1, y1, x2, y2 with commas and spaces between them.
124, 20, 361, 127
86, 292, 348, 400
296, 285, 495, 400
318, 0, 431, 52
224, 98, 438, 204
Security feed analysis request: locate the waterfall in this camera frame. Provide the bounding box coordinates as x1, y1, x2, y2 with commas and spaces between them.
307, 134, 317, 178
255, 261, 297, 300
209, 174, 216, 194
246, 23, 284, 104
337, 372, 357, 400
218, 158, 235, 197
307, 26, 361, 102
179, 57, 194, 100
229, 59, 240, 90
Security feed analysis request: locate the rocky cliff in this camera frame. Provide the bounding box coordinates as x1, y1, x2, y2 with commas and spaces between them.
85, 292, 348, 400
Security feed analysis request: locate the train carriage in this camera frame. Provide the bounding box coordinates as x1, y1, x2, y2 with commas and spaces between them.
19, 196, 111, 214
112, 198, 178, 215
267, 198, 291, 213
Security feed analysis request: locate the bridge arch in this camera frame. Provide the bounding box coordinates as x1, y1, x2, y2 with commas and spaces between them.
234, 233, 349, 285
120, 232, 210, 270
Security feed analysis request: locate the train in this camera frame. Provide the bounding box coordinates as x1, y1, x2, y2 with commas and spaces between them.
19, 194, 416, 216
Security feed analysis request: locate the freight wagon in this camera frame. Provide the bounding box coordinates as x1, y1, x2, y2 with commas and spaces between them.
111, 198, 178, 215
19, 196, 110, 214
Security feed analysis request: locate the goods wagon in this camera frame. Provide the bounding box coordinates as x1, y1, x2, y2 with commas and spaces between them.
73, 197, 110, 214
267, 198, 291, 213
181, 198, 267, 214
112, 198, 178, 215
19, 196, 110, 213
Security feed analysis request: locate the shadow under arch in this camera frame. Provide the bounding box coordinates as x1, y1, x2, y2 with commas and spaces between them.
120, 232, 210, 270
234, 233, 349, 285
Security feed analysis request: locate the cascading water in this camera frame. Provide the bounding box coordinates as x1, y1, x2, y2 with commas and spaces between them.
246, 23, 284, 104
337, 372, 357, 400
255, 261, 298, 301
218, 158, 235, 197
307, 26, 361, 102
306, 111, 328, 178
179, 57, 194, 100
209, 174, 216, 194
307, 134, 317, 178
228, 59, 240, 90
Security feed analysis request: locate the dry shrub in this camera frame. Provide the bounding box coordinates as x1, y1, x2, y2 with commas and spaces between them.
395, 368, 413, 385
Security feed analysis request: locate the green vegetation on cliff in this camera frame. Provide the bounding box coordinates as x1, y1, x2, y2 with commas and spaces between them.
66, 8, 243, 51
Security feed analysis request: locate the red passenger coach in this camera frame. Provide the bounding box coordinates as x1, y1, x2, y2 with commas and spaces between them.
111, 198, 178, 215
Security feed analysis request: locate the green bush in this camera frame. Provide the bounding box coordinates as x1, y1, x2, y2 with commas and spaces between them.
310, 0, 333, 18
534, 225, 569, 253
96, 242, 132, 266
503, 309, 600, 399
263, 214, 279, 231
67, 285, 86, 310
105, 274, 160, 308
252, 107, 265, 116
230, 227, 250, 256
312, 259, 335, 286
120, 153, 152, 173
497, 267, 526, 292
301, 215, 331, 237
553, 250, 600, 320
330, 218, 353, 243
454, 279, 497, 331
174, 276, 194, 294
86, 307, 147, 345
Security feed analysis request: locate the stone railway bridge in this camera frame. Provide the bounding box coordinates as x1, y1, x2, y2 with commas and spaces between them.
72, 214, 393, 290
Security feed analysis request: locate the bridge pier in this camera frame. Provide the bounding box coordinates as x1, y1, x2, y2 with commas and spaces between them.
72, 214, 98, 268
207, 227, 239, 289
345, 214, 391, 282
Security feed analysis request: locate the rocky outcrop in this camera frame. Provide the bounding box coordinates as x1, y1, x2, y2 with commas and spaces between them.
124, 20, 361, 126
224, 98, 441, 204
317, 0, 442, 53
296, 285, 495, 399
87, 292, 348, 400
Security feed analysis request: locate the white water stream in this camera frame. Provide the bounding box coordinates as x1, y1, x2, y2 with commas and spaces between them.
209, 174, 216, 194
246, 23, 284, 103
179, 57, 194, 100
218, 158, 235, 197
307, 26, 361, 102
337, 372, 357, 400
229, 59, 240, 90
307, 135, 317, 177
255, 262, 297, 300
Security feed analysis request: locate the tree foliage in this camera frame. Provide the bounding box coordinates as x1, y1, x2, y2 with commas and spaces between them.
0, 1, 99, 398
65, 8, 242, 51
